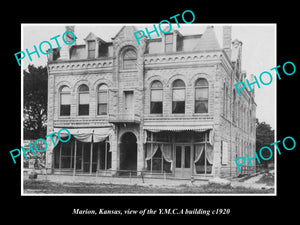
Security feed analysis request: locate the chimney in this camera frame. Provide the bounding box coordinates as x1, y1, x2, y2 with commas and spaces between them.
59, 26, 76, 60
65, 26, 76, 44
223, 26, 232, 59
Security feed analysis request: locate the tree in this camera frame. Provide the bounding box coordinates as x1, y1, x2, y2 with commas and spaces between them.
23, 64, 48, 139
255, 118, 274, 168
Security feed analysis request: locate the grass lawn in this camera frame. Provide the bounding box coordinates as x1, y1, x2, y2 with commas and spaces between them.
23, 180, 273, 194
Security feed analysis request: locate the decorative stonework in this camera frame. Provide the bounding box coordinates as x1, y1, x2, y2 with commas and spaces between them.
144, 51, 223, 65
48, 59, 113, 71
53, 118, 111, 128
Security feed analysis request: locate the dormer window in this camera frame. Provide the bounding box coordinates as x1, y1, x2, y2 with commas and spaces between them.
88, 40, 96, 59
165, 34, 173, 53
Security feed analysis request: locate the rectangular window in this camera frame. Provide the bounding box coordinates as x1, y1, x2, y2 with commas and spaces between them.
172, 89, 185, 113
151, 89, 163, 114
145, 142, 172, 173
124, 91, 134, 114
99, 142, 111, 170
79, 93, 89, 116
184, 146, 191, 168
195, 87, 208, 113
98, 92, 108, 115
165, 34, 173, 53
60, 93, 71, 116
175, 146, 182, 168
123, 60, 136, 69
172, 101, 185, 113
221, 141, 229, 165
60, 105, 70, 116
88, 40, 96, 59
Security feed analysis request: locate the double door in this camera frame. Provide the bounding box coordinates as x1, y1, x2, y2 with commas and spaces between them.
175, 145, 192, 178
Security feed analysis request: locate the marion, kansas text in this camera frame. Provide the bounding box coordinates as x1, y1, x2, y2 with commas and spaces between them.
73, 208, 122, 215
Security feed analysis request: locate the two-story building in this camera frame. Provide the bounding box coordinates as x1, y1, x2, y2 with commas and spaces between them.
45, 25, 256, 179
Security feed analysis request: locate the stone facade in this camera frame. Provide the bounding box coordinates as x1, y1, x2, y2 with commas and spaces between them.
46, 25, 256, 179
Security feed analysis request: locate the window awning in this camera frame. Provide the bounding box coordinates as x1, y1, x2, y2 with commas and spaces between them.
144, 125, 213, 133
143, 120, 213, 133
53, 127, 113, 143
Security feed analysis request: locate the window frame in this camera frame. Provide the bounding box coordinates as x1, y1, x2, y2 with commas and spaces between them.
172, 79, 186, 114
122, 48, 137, 70
194, 78, 209, 114
59, 86, 71, 117
165, 34, 173, 53
150, 80, 163, 114
97, 84, 108, 116
78, 84, 90, 116
87, 40, 96, 59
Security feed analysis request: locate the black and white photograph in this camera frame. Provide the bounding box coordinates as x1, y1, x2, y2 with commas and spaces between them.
20, 24, 276, 195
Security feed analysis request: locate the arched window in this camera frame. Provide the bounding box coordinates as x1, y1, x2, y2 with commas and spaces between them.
60, 86, 71, 116
123, 49, 137, 69
195, 78, 209, 113
172, 79, 185, 114
150, 80, 163, 114
98, 84, 108, 115
78, 84, 89, 116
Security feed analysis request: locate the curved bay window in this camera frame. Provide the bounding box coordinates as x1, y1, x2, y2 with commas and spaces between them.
172, 79, 185, 114
150, 80, 163, 114
60, 86, 71, 116
123, 49, 137, 70
195, 78, 208, 113
78, 84, 89, 116
98, 84, 108, 115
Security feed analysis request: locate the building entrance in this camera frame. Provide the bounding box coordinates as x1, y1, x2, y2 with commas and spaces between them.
174, 145, 192, 178
119, 132, 137, 174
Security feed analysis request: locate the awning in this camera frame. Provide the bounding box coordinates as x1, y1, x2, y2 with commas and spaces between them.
143, 123, 214, 145
143, 120, 213, 133
144, 125, 212, 132
53, 127, 113, 143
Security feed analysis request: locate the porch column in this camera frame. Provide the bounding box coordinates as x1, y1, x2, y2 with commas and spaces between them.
73, 140, 77, 176
90, 140, 93, 175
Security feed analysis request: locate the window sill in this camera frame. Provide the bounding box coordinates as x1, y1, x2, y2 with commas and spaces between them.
96, 115, 108, 118
58, 116, 71, 119
193, 113, 210, 116
119, 69, 138, 73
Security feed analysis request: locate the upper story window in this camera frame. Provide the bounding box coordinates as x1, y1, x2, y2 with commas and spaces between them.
78, 84, 89, 116
172, 79, 185, 114
88, 40, 96, 59
223, 83, 228, 118
123, 49, 137, 69
233, 91, 236, 123
165, 34, 173, 53
195, 78, 208, 113
98, 84, 108, 115
150, 80, 163, 114
60, 86, 71, 116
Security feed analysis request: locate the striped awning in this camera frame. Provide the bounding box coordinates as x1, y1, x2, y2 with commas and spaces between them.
143, 125, 213, 133
53, 127, 113, 143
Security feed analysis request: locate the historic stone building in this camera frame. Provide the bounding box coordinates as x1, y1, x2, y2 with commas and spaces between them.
45, 25, 256, 179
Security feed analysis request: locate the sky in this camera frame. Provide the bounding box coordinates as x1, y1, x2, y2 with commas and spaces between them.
22, 24, 276, 129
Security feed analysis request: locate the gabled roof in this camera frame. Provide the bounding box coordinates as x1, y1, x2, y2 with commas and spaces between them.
84, 32, 106, 43
112, 26, 139, 40
192, 26, 221, 51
